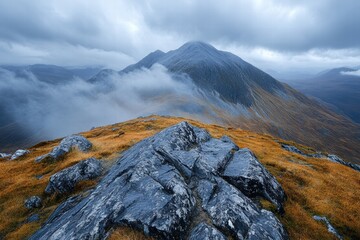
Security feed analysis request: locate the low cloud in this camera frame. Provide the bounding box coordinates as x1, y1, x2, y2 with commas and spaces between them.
341, 69, 360, 77
0, 64, 196, 140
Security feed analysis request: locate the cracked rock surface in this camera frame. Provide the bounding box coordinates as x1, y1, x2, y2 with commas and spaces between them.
31, 122, 288, 240
45, 158, 102, 194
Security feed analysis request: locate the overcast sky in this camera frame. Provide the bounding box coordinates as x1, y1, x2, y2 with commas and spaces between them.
0, 0, 359, 75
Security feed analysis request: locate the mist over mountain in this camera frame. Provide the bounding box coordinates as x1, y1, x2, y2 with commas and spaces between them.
2, 42, 357, 163
110, 42, 360, 163
0, 63, 200, 151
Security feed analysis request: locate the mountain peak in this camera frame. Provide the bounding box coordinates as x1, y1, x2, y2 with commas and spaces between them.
178, 41, 217, 52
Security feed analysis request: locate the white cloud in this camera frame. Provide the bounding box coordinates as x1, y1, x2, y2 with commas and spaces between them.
341, 69, 360, 77
0, 64, 197, 139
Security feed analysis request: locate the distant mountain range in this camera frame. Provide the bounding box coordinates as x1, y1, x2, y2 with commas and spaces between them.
282, 67, 360, 123
0, 64, 102, 83
0, 42, 359, 163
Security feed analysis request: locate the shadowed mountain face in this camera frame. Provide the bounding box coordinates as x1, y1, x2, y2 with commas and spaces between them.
283, 67, 360, 124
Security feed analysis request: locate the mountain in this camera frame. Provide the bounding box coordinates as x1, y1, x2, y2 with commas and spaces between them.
0, 116, 359, 239
121, 42, 285, 106
1, 42, 359, 164
90, 41, 360, 163
283, 67, 360, 123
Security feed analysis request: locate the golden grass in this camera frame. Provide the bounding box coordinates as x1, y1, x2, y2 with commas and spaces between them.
0, 115, 359, 239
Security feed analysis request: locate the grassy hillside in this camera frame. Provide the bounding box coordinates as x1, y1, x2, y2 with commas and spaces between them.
0, 116, 359, 239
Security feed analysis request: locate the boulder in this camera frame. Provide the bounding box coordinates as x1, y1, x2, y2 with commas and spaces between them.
24, 196, 42, 209
10, 149, 30, 160
35, 135, 92, 162
0, 153, 11, 159
30, 122, 288, 240
189, 222, 226, 240
222, 148, 286, 212
45, 158, 102, 194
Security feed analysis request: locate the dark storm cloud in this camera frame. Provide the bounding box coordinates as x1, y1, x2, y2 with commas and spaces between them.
136, 0, 360, 51
0, 0, 359, 71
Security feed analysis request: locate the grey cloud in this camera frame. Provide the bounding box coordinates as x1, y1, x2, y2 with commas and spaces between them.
0, 0, 359, 72
137, 0, 360, 51
0, 64, 197, 139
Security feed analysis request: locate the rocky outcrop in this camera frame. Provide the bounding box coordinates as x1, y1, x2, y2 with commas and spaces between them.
10, 149, 30, 160
222, 148, 286, 212
30, 122, 288, 240
281, 144, 360, 172
0, 153, 11, 159
281, 144, 305, 155
35, 135, 92, 162
313, 215, 343, 239
327, 154, 360, 172
45, 158, 102, 194
24, 196, 42, 209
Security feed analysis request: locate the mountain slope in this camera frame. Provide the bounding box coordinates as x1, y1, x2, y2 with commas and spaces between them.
121, 42, 285, 106
92, 41, 359, 163
283, 67, 360, 123
0, 116, 359, 239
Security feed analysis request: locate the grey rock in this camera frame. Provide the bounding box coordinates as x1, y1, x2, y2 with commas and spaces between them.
24, 196, 42, 209
281, 144, 305, 155
313, 215, 343, 240
282, 144, 360, 172
45, 195, 83, 224
327, 154, 360, 172
10, 149, 30, 160
35, 135, 92, 162
246, 210, 289, 240
222, 148, 286, 212
45, 158, 102, 194
0, 152, 11, 158
31, 122, 287, 240
27, 214, 40, 223
196, 177, 287, 239
189, 222, 226, 240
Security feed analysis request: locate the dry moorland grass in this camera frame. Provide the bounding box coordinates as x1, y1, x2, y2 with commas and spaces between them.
0, 115, 359, 239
